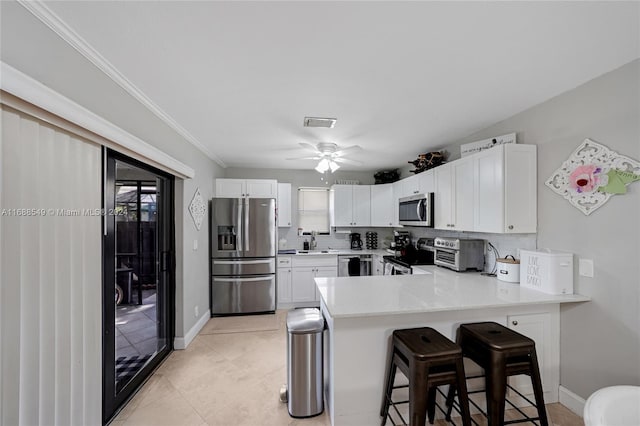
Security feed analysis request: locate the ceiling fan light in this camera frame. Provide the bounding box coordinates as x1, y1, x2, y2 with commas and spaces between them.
329, 160, 340, 173
315, 158, 330, 173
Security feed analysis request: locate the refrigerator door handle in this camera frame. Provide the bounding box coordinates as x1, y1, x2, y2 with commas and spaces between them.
213, 259, 274, 265
212, 276, 273, 283
236, 198, 243, 251
244, 198, 250, 252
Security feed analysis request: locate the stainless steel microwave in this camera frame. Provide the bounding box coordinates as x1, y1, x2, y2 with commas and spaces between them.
398, 193, 434, 227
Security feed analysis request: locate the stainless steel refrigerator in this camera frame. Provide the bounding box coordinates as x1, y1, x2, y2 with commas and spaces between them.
210, 198, 276, 315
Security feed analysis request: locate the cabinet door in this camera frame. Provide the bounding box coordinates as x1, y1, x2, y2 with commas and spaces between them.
314, 266, 338, 302
507, 313, 552, 395
246, 179, 277, 198
291, 267, 316, 302
452, 157, 474, 231
277, 183, 292, 227
504, 145, 537, 233
391, 181, 402, 227
434, 164, 453, 229
216, 179, 245, 198
277, 268, 292, 305
331, 185, 353, 227
370, 184, 394, 227
352, 185, 371, 226
401, 174, 420, 197
418, 170, 435, 194
474, 147, 505, 233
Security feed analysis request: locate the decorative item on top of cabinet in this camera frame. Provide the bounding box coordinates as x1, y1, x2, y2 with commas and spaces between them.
215, 178, 277, 198
373, 169, 399, 184
408, 151, 445, 174
460, 132, 516, 157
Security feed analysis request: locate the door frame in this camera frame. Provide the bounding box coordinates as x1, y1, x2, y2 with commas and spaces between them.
102, 148, 176, 424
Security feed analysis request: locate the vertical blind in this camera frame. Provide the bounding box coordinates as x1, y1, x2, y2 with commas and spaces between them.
0, 106, 102, 425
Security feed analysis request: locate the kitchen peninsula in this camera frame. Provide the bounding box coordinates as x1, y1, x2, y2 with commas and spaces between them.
315, 267, 589, 426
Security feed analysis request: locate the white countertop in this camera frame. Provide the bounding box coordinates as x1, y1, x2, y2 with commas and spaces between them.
315, 265, 589, 319
278, 249, 389, 256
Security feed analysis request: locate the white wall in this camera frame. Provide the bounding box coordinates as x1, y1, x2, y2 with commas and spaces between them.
435, 59, 640, 399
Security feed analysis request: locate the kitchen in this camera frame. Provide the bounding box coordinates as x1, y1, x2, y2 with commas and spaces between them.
1, 1, 639, 426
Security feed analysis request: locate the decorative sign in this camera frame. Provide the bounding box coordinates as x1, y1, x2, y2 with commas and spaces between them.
545, 139, 640, 215
188, 188, 206, 230
460, 132, 516, 157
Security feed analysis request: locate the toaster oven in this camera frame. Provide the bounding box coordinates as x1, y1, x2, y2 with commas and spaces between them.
434, 237, 485, 272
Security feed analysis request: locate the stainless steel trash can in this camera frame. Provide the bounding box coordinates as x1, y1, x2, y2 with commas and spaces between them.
286, 308, 324, 418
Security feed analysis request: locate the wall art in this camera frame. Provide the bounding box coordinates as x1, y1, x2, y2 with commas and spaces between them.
188, 188, 206, 230
545, 138, 640, 215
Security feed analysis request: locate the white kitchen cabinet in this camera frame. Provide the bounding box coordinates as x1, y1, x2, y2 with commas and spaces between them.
330, 185, 371, 227
277, 182, 292, 227
370, 184, 395, 227
474, 144, 537, 233
291, 255, 338, 306
401, 170, 435, 197
276, 256, 292, 307
507, 313, 553, 396
215, 178, 277, 198
434, 158, 474, 231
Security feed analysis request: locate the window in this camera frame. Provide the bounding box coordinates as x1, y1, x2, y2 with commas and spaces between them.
298, 187, 330, 234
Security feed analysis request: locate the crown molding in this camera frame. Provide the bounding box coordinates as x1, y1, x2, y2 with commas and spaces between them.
1, 62, 195, 179
17, 0, 226, 168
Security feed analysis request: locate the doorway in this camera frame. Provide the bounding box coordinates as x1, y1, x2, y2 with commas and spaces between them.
103, 149, 175, 423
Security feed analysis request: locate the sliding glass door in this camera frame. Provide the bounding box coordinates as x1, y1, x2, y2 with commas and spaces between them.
103, 149, 175, 423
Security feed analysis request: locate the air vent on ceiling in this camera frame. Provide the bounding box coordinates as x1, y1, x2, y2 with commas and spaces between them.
303, 117, 337, 128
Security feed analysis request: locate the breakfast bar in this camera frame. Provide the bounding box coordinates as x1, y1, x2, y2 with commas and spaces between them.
315, 266, 589, 426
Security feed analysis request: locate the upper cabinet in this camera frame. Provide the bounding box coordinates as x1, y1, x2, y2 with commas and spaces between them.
330, 185, 371, 227
215, 179, 277, 198
370, 183, 395, 227
434, 158, 474, 231
277, 183, 292, 227
398, 170, 435, 198
473, 144, 537, 233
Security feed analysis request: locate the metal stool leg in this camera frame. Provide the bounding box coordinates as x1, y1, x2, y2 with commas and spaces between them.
529, 350, 549, 426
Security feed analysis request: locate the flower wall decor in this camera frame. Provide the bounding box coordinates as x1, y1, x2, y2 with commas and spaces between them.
546, 139, 640, 215
188, 188, 206, 230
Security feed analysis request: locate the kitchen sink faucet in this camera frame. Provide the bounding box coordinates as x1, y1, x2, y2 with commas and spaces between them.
310, 231, 317, 250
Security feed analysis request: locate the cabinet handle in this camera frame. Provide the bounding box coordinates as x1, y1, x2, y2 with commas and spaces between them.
512, 320, 518, 326
246, 193, 250, 197
508, 225, 514, 230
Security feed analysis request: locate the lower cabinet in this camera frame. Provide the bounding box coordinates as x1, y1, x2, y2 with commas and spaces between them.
507, 312, 553, 396
277, 255, 337, 308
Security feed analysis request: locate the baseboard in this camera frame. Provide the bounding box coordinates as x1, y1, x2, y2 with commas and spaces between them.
559, 385, 586, 417
174, 309, 210, 350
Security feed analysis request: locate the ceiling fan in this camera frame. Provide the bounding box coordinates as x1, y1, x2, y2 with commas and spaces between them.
286, 142, 362, 173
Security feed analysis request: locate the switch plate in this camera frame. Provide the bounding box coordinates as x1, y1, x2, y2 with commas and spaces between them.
194, 305, 199, 318
193, 239, 198, 251
579, 258, 594, 277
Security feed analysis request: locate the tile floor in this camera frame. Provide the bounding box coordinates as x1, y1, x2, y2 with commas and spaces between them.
111, 310, 584, 426
116, 290, 162, 359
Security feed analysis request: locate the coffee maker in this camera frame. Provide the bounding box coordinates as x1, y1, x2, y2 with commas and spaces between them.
350, 233, 363, 250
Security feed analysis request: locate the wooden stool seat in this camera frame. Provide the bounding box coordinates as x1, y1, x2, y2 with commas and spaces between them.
381, 327, 471, 426
450, 322, 549, 426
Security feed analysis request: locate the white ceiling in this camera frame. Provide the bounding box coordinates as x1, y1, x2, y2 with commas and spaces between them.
4, 1, 640, 172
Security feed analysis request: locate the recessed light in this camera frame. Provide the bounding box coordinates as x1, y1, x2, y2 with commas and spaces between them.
304, 117, 337, 128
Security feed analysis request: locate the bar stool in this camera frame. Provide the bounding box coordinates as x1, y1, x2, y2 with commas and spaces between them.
447, 322, 549, 426
380, 327, 472, 426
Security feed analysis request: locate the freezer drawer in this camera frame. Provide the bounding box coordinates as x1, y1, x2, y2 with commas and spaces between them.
211, 275, 276, 315
212, 258, 276, 276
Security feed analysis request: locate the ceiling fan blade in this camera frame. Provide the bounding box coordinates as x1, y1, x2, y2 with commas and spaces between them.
299, 142, 320, 153
333, 157, 362, 165
286, 156, 322, 161
333, 145, 362, 157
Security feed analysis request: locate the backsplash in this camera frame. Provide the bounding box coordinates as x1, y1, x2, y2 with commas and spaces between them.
396, 227, 537, 273
278, 227, 395, 251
